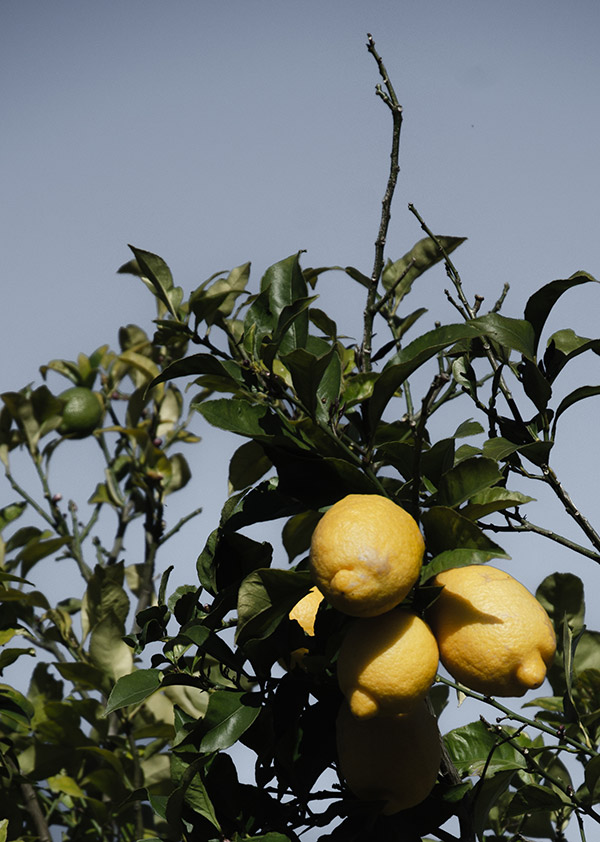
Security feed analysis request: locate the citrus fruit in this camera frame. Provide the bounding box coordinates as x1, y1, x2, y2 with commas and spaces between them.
289, 586, 324, 636
427, 564, 556, 697
309, 494, 424, 617
58, 387, 104, 436
337, 607, 439, 718
336, 700, 440, 814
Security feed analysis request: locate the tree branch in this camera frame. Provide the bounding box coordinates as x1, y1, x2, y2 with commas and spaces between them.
361, 34, 404, 373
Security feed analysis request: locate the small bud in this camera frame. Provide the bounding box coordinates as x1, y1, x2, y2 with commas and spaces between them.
52, 493, 63, 504
153, 437, 163, 447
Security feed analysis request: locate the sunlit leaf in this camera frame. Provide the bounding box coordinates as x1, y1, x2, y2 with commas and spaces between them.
382, 235, 467, 302
461, 487, 535, 519
444, 719, 528, 776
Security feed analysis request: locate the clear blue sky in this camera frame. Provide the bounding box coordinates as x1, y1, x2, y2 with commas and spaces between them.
3, 3, 600, 838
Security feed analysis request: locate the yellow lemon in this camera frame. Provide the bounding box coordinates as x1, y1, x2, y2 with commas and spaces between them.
309, 494, 424, 617
285, 586, 324, 669
337, 608, 439, 718
427, 565, 556, 697
58, 387, 104, 437
336, 700, 440, 814
289, 586, 324, 636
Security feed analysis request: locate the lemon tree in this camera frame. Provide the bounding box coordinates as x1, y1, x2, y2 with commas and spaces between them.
2, 35, 600, 842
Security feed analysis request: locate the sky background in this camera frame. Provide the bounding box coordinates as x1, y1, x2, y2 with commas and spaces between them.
3, 2, 600, 839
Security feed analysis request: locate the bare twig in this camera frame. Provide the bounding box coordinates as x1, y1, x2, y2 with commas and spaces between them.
361, 34, 404, 373
481, 511, 600, 564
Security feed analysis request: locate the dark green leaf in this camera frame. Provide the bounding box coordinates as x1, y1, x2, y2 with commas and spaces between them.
228, 440, 272, 491
584, 753, 600, 802
244, 288, 276, 358
552, 385, 600, 437
434, 457, 503, 508
344, 266, 371, 288
423, 548, 510, 581
261, 253, 309, 355
148, 353, 242, 392
421, 506, 509, 559
236, 569, 311, 645
536, 573, 585, 636
128, 245, 183, 319
470, 313, 536, 360
524, 272, 598, 357
444, 720, 527, 776
543, 328, 600, 383
367, 323, 482, 430
382, 235, 467, 302
0, 647, 35, 673
0, 502, 27, 532
169, 755, 221, 831
506, 783, 570, 816
199, 690, 261, 752
282, 510, 321, 562
310, 308, 338, 339
453, 420, 484, 438
461, 487, 535, 520
518, 359, 552, 411
105, 669, 162, 715
195, 398, 271, 437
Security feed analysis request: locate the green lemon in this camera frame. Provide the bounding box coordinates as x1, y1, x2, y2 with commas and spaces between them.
58, 387, 104, 437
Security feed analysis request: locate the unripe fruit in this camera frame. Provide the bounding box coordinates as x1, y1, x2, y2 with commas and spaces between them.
58, 387, 104, 437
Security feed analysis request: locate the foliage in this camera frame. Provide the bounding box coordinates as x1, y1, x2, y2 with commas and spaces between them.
2, 34, 600, 842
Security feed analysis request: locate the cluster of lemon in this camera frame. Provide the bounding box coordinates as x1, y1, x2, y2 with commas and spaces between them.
289, 494, 557, 815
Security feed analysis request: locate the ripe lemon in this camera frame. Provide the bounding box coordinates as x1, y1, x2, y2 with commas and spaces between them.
337, 608, 439, 718
58, 387, 104, 436
289, 586, 324, 636
336, 700, 440, 814
285, 586, 324, 670
309, 494, 424, 617
427, 565, 556, 697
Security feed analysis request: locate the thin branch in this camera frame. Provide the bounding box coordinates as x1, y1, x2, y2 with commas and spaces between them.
436, 675, 597, 757
369, 257, 416, 317
3, 754, 52, 842
412, 373, 451, 516
361, 34, 404, 373
541, 462, 600, 553
481, 512, 600, 564
161, 506, 204, 543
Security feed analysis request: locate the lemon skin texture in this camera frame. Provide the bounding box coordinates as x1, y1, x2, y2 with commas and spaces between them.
337, 608, 439, 718
309, 494, 424, 618
336, 700, 441, 814
285, 586, 324, 670
58, 387, 104, 437
289, 586, 324, 636
428, 565, 556, 697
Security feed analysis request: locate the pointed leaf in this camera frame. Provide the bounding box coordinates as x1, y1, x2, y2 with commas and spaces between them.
367, 322, 481, 429
421, 506, 509, 575
552, 385, 600, 437
461, 487, 535, 519
434, 457, 503, 508
199, 691, 261, 752
128, 245, 183, 319
470, 313, 536, 360
382, 235, 467, 301
261, 253, 309, 354
524, 272, 598, 356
